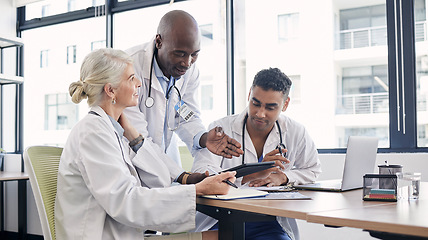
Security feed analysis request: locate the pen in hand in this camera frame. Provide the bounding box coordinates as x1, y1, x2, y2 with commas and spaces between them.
207, 166, 238, 189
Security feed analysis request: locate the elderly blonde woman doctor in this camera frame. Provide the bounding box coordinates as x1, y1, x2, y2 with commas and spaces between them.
55, 48, 235, 240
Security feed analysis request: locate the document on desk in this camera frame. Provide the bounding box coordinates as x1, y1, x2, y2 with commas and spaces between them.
201, 187, 268, 200
252, 192, 312, 200
241, 186, 312, 200
249, 186, 295, 192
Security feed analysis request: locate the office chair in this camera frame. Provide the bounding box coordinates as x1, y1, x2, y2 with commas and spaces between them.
24, 146, 63, 240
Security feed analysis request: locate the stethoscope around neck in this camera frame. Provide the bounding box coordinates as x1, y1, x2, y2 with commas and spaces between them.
145, 47, 182, 131
240, 114, 286, 165
144, 47, 157, 108
145, 47, 182, 106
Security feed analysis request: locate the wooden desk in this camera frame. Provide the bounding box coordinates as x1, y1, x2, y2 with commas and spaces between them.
198, 189, 390, 220
307, 183, 428, 238
0, 171, 29, 240
197, 189, 390, 240
307, 200, 428, 237
196, 183, 428, 239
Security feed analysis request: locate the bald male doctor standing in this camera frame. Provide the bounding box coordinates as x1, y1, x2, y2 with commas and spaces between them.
124, 10, 242, 174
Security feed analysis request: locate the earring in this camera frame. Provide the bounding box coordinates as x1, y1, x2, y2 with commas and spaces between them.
112, 98, 116, 104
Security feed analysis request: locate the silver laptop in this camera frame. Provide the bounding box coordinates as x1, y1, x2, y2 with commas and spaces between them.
295, 136, 379, 192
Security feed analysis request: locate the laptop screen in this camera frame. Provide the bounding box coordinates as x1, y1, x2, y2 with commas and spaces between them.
341, 136, 379, 190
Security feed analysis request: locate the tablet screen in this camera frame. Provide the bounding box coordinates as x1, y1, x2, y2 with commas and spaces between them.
221, 161, 275, 178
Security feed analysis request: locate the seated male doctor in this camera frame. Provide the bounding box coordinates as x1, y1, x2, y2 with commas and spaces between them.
191, 67, 321, 240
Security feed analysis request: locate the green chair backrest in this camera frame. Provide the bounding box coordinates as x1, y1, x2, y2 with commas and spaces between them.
24, 146, 63, 240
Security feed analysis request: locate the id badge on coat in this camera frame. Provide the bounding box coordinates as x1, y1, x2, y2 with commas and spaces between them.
174, 100, 194, 122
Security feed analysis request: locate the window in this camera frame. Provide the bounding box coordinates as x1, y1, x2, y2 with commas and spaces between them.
278, 13, 299, 43
415, 0, 428, 147
92, 0, 104, 6
289, 75, 301, 104
344, 127, 388, 148
40, 50, 49, 68
26, 0, 96, 20
91, 40, 106, 51
342, 66, 388, 95
67, 0, 76, 12
339, 4, 387, 49
338, 66, 388, 115
41, 4, 50, 17
415, 0, 427, 42
67, 45, 76, 64
22, 16, 105, 146
45, 93, 78, 130
201, 85, 213, 110
200, 24, 214, 46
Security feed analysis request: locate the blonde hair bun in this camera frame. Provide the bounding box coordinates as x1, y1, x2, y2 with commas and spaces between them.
69, 81, 87, 104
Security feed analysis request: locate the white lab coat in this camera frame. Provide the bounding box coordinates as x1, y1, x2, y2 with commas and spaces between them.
191, 109, 322, 240
55, 106, 197, 240
124, 38, 206, 166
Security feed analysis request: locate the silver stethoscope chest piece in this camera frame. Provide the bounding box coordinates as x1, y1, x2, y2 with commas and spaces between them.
145, 97, 154, 108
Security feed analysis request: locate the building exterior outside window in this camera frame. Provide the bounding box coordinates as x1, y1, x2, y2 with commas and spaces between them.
67, 0, 76, 12
91, 40, 106, 51
45, 93, 78, 130
201, 85, 213, 110
40, 50, 49, 68
339, 4, 387, 49
92, 0, 104, 6
200, 24, 213, 46
41, 4, 50, 17
289, 75, 301, 104
23, 12, 106, 146
237, 0, 390, 148
67, 45, 76, 64
278, 13, 299, 43
337, 65, 388, 115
